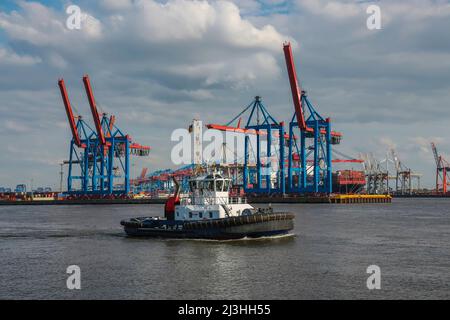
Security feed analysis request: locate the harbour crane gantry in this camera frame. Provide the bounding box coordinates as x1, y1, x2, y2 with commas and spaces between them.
204, 42, 364, 195
283, 42, 342, 142
431, 142, 450, 194
58, 78, 85, 148
58, 75, 150, 198
283, 42, 342, 193
207, 96, 286, 194
390, 149, 421, 195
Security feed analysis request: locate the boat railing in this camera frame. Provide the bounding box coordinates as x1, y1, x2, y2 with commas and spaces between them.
179, 196, 247, 206
228, 197, 247, 204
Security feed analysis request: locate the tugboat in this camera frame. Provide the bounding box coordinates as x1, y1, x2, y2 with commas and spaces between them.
121, 171, 294, 240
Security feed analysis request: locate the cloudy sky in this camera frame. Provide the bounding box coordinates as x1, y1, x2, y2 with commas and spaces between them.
1, 0, 450, 189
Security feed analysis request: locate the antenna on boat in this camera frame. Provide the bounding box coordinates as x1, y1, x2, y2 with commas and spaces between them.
172, 176, 180, 199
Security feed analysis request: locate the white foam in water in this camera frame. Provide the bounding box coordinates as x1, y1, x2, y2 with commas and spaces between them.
167, 233, 297, 243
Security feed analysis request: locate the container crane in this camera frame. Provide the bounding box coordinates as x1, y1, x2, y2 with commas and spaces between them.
59, 78, 97, 194
206, 43, 359, 195
283, 43, 342, 141
390, 148, 421, 195
59, 75, 150, 198
83, 75, 106, 146
58, 79, 86, 148
431, 142, 450, 194
283, 42, 341, 193
207, 96, 286, 194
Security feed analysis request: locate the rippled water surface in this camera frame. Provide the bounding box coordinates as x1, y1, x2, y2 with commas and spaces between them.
0, 199, 449, 299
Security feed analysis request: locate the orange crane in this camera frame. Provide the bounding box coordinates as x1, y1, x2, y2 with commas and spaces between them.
58, 79, 85, 148
431, 142, 450, 194
283, 42, 342, 140
60, 75, 150, 197
83, 75, 107, 146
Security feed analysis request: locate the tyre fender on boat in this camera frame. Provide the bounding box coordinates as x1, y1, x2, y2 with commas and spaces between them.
183, 213, 294, 230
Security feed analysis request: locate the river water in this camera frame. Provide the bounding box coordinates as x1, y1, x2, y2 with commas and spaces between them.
0, 198, 448, 299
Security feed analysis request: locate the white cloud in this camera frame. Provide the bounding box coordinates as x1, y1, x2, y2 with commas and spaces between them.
3, 120, 31, 133
0, 2, 62, 46
377, 137, 397, 150
384, 1, 450, 20
80, 13, 103, 39
118, 0, 290, 50
410, 136, 444, 155
101, 0, 134, 10
132, 0, 216, 41
0, 48, 41, 66
209, 1, 286, 50
0, 0, 289, 86
0, 1, 102, 47
47, 52, 68, 68
298, 0, 360, 19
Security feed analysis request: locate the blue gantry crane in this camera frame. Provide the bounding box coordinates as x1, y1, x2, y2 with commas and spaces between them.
283, 42, 342, 194
58, 75, 150, 199
207, 96, 286, 194
207, 43, 344, 195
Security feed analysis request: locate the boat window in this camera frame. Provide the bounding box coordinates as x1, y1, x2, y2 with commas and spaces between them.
189, 212, 192, 218
216, 179, 224, 192
199, 212, 203, 218
223, 180, 230, 191
209, 212, 213, 218
199, 180, 214, 191
207, 180, 214, 191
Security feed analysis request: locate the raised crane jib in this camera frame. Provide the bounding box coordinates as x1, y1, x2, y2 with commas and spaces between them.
83, 75, 106, 145
58, 78, 84, 148
283, 42, 307, 131
431, 142, 442, 169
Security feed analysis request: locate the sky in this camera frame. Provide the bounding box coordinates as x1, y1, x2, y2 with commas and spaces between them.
1, 0, 450, 189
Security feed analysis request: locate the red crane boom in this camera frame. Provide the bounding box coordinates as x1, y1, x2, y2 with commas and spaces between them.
283, 42, 342, 138
139, 168, 148, 180
58, 78, 84, 148
206, 124, 291, 139
283, 42, 307, 131
431, 142, 450, 193
83, 75, 106, 145
106, 115, 116, 138
431, 142, 441, 169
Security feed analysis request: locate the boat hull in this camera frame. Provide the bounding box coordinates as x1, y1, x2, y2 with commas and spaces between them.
121, 213, 294, 240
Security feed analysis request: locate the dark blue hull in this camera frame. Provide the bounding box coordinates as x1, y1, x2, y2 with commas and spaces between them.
121, 213, 294, 240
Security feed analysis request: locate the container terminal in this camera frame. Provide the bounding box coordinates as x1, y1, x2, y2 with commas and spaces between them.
3, 42, 447, 206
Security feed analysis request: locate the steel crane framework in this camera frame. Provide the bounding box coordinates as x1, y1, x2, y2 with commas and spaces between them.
431, 142, 450, 194
131, 165, 194, 195
205, 43, 346, 194
208, 96, 286, 194
58, 75, 150, 198
283, 43, 344, 193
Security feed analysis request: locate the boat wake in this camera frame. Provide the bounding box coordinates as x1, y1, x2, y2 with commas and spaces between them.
168, 233, 297, 243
